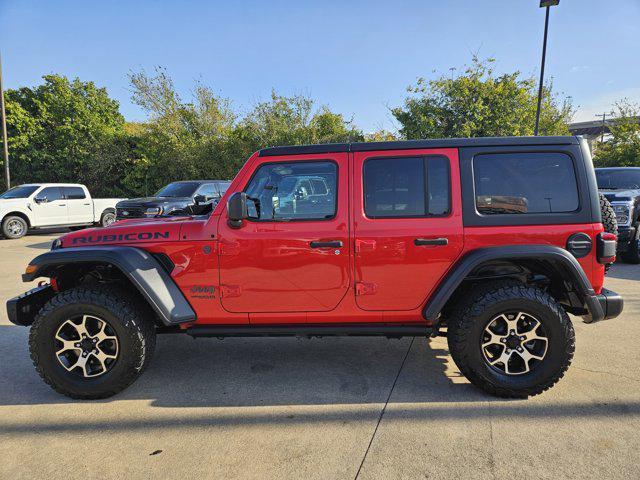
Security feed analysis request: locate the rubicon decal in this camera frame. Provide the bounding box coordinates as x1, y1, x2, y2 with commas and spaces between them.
71, 231, 171, 244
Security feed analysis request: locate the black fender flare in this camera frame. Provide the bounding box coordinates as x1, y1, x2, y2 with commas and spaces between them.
423, 245, 604, 323
23, 246, 196, 326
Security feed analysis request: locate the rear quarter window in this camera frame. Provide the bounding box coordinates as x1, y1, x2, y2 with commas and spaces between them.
473, 152, 579, 215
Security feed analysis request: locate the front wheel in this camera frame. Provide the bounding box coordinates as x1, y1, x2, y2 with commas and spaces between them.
620, 227, 640, 264
29, 287, 156, 399
447, 283, 574, 398
2, 215, 28, 239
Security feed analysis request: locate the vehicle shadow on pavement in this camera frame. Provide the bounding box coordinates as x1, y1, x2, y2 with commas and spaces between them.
25, 240, 56, 250
607, 262, 640, 281
2, 324, 640, 434
1, 324, 482, 407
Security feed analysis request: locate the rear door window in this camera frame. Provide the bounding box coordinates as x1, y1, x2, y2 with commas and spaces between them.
62, 187, 86, 200
363, 156, 450, 218
473, 153, 579, 215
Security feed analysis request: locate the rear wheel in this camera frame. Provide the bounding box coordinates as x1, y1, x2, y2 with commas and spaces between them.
29, 287, 156, 399
100, 211, 117, 227
2, 215, 28, 239
447, 282, 574, 398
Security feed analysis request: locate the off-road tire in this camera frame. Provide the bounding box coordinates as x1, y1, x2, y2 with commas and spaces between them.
29, 286, 156, 399
2, 215, 28, 239
599, 194, 618, 271
599, 193, 618, 237
447, 282, 575, 398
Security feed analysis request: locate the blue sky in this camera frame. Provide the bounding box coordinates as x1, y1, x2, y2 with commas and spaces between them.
1, 0, 639, 132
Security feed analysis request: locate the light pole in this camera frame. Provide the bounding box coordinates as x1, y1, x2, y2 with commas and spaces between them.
534, 0, 560, 136
0, 52, 9, 189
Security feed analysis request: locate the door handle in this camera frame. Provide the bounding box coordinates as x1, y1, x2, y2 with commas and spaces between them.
59, 204, 66, 207
414, 237, 448, 246
310, 240, 343, 249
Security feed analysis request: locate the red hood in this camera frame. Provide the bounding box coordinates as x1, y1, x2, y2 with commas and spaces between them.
59, 217, 191, 247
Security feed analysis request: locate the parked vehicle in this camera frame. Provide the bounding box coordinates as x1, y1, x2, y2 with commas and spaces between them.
8, 136, 622, 400
596, 167, 640, 263
0, 184, 124, 239
115, 180, 230, 220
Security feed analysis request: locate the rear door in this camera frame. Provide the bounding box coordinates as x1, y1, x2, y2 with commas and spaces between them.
63, 186, 93, 224
352, 148, 463, 311
33, 187, 69, 226
218, 154, 350, 314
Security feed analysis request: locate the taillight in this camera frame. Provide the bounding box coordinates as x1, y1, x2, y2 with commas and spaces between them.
597, 232, 617, 264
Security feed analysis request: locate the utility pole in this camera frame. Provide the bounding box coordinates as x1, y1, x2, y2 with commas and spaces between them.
595, 112, 613, 144
0, 52, 9, 189
534, 1, 560, 136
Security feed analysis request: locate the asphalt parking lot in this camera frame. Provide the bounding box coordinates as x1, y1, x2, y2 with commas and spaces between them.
1, 233, 639, 480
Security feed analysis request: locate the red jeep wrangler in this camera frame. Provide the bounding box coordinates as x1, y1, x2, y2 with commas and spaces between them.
8, 136, 622, 399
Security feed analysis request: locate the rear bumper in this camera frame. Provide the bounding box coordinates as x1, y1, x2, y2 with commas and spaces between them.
583, 288, 623, 323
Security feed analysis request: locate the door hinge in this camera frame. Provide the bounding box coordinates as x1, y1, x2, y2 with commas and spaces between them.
355, 239, 376, 253
220, 285, 242, 298
355, 282, 377, 296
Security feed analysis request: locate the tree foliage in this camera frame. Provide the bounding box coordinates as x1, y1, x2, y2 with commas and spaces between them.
392, 57, 574, 139
2, 58, 585, 197
126, 69, 363, 194
4, 75, 136, 195
593, 100, 640, 167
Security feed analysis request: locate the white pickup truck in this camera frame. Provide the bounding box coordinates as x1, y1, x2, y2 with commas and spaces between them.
0, 183, 125, 239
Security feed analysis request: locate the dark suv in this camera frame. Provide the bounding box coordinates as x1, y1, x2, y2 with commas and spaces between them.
116, 180, 230, 220
596, 167, 640, 263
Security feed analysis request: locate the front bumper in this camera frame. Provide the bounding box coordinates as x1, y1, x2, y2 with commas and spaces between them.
583, 288, 623, 323
616, 226, 636, 253
6, 284, 54, 326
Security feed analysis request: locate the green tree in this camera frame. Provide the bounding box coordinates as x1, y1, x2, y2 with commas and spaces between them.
238, 91, 363, 150
593, 100, 640, 167
392, 57, 573, 139
128, 70, 364, 190
128, 67, 237, 192
4, 74, 134, 195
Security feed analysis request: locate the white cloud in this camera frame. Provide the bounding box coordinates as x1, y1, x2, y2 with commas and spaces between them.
570, 65, 591, 73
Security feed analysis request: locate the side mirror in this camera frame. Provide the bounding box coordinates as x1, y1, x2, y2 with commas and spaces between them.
193, 194, 206, 205
227, 192, 248, 228
34, 196, 47, 204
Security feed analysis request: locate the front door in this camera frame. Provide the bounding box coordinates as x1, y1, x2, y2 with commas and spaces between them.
33, 186, 69, 226
353, 148, 464, 311
218, 154, 350, 314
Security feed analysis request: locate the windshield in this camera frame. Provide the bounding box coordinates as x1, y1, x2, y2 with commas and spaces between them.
155, 182, 200, 198
596, 169, 640, 190
0, 185, 40, 199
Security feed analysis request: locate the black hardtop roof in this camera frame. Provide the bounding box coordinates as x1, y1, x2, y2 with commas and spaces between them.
169, 180, 230, 184
258, 136, 580, 157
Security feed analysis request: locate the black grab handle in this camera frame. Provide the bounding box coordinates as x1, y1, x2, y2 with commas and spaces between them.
414, 237, 448, 246
310, 240, 343, 249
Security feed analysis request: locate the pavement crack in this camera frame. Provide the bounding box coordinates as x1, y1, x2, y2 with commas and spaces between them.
488, 418, 497, 480
574, 366, 640, 384
353, 336, 415, 480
